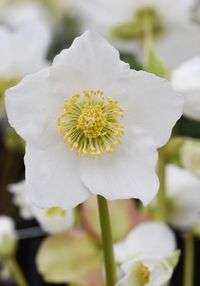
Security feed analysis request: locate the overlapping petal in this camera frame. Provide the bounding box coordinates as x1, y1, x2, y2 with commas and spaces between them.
25, 143, 91, 210
114, 222, 176, 263
80, 129, 159, 206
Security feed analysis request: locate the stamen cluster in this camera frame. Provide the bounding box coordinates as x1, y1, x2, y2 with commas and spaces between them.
57, 90, 124, 158
133, 263, 150, 285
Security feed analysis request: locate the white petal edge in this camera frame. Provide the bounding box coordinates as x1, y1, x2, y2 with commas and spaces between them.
25, 143, 91, 210
80, 129, 159, 206
114, 222, 176, 263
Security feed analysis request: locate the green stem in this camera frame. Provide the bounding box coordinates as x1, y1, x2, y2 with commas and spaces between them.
5, 257, 28, 286
155, 148, 167, 222
183, 232, 194, 286
142, 15, 153, 61
97, 195, 116, 286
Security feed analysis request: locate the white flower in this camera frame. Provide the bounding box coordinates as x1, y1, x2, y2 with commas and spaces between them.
116, 256, 173, 286
9, 180, 75, 234
6, 31, 183, 209
166, 164, 200, 230
180, 139, 200, 176
114, 222, 176, 286
8, 180, 34, 219
75, 0, 200, 68
0, 2, 49, 29
0, 23, 51, 80
171, 57, 200, 121
0, 216, 17, 257
0, 1, 75, 32
114, 222, 176, 263
33, 207, 75, 234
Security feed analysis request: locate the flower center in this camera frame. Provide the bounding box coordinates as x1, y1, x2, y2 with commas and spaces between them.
46, 207, 67, 217
57, 90, 124, 158
132, 263, 150, 285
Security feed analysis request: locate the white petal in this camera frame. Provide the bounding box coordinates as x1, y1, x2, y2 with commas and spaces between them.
25, 143, 91, 210
5, 68, 64, 148
114, 222, 176, 263
112, 70, 183, 148
171, 57, 200, 121
166, 165, 200, 229
0, 23, 50, 78
53, 30, 129, 87
80, 129, 159, 205
166, 165, 200, 196
33, 207, 75, 234
0, 216, 16, 238
11, 22, 51, 76
1, 2, 48, 28
155, 23, 200, 69
8, 180, 34, 220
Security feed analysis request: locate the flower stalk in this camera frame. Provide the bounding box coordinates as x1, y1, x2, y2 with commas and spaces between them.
183, 231, 194, 286
5, 257, 28, 286
97, 195, 116, 286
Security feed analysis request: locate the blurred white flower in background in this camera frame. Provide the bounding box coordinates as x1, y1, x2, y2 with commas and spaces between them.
9, 180, 34, 219
0, 2, 49, 28
0, 216, 17, 258
180, 139, 200, 177
75, 0, 200, 68
33, 207, 75, 235
0, 0, 76, 32
8, 180, 75, 234
114, 222, 177, 286
171, 57, 200, 121
166, 164, 200, 230
0, 24, 50, 79
6, 31, 183, 209
0, 16, 51, 117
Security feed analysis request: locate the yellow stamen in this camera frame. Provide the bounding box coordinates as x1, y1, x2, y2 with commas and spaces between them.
46, 207, 67, 217
57, 90, 124, 158
132, 263, 150, 285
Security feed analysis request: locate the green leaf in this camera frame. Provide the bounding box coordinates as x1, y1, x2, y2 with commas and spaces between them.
167, 249, 181, 268
145, 49, 168, 78
36, 228, 104, 286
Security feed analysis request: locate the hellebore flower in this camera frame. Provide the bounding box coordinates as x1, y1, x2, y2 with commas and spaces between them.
171, 57, 200, 121
114, 222, 177, 286
166, 164, 200, 230
75, 0, 200, 68
9, 180, 75, 234
0, 21, 51, 116
6, 31, 183, 209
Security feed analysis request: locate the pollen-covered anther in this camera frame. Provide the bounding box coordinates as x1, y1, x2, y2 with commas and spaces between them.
46, 207, 67, 217
57, 90, 124, 158
133, 263, 150, 285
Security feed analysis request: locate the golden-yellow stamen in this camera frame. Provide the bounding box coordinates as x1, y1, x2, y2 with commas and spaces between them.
132, 263, 150, 285
46, 207, 67, 217
57, 90, 124, 158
